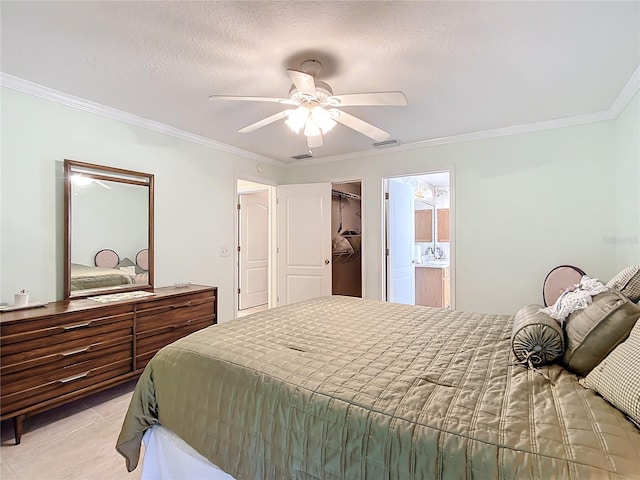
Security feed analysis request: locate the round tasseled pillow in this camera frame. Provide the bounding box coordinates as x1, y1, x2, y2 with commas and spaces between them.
512, 305, 565, 366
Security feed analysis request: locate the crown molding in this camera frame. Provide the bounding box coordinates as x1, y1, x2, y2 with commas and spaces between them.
290, 110, 612, 168
3, 65, 638, 170
609, 65, 640, 117
0, 73, 286, 168
289, 65, 640, 168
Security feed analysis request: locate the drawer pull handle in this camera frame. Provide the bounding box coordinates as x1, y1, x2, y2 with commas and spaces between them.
63, 321, 93, 331
61, 346, 91, 357
171, 301, 192, 309
58, 372, 89, 385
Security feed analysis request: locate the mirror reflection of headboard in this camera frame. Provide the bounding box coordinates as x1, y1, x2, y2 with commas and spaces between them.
64, 160, 154, 299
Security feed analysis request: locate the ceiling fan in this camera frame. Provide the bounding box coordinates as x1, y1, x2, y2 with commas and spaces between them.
209, 60, 407, 149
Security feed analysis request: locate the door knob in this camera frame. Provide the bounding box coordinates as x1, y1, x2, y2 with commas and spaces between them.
324, 259, 330, 265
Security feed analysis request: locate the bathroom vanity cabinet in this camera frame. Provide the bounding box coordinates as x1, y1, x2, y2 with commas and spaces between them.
415, 266, 450, 308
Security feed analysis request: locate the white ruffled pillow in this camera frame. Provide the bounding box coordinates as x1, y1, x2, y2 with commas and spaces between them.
540, 275, 608, 322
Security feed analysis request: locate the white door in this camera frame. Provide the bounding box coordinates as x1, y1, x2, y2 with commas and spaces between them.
239, 191, 269, 310
277, 183, 332, 305
388, 179, 416, 304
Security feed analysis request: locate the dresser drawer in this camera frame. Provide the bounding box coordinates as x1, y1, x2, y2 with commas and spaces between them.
1, 357, 132, 414
1, 342, 132, 395
1, 336, 132, 382
137, 290, 213, 312
135, 317, 212, 370
1, 314, 133, 366
136, 292, 215, 333
0, 304, 133, 337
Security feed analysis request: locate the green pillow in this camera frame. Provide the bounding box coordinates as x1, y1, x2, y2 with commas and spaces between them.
512, 305, 565, 367
563, 291, 640, 376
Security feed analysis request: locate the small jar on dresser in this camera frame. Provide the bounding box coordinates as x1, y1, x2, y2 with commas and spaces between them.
0, 284, 217, 444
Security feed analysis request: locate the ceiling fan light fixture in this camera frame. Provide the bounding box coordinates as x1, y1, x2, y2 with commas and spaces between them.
310, 106, 336, 134
286, 105, 337, 138
285, 106, 308, 133
303, 119, 321, 137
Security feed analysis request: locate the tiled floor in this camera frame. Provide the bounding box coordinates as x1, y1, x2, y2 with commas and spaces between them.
0, 380, 142, 480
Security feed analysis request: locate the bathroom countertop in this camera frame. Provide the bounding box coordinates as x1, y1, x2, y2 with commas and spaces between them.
415, 261, 449, 268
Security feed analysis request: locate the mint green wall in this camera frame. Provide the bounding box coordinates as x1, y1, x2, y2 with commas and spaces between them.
2, 86, 637, 318
0, 87, 284, 321
614, 92, 640, 267
284, 115, 636, 314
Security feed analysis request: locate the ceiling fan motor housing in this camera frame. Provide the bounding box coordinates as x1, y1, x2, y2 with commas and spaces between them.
289, 80, 334, 104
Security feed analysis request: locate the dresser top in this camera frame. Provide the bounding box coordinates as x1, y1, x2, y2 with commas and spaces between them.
0, 284, 216, 324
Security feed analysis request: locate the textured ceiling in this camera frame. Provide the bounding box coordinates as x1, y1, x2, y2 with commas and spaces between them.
1, 1, 638, 164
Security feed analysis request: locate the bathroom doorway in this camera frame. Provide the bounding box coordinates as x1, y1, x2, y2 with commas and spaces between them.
384, 170, 454, 308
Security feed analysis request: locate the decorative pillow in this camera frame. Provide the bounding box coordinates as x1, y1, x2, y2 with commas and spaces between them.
607, 264, 640, 302
512, 305, 565, 367
118, 257, 137, 275
563, 291, 640, 376
582, 319, 640, 425
118, 257, 135, 268
539, 275, 608, 322
136, 249, 149, 271
94, 248, 119, 268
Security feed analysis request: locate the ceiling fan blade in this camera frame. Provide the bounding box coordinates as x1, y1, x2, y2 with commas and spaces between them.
330, 91, 407, 107
333, 110, 390, 142
209, 95, 296, 105
307, 133, 323, 149
287, 70, 317, 98
238, 110, 291, 133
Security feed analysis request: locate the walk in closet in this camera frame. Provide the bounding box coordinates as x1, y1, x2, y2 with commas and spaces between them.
331, 182, 362, 297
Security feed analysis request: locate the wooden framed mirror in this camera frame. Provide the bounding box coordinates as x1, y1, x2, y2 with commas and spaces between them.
64, 160, 154, 299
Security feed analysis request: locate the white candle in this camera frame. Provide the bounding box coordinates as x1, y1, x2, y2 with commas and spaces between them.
14, 290, 29, 307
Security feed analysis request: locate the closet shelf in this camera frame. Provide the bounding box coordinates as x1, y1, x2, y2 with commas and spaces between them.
332, 189, 361, 201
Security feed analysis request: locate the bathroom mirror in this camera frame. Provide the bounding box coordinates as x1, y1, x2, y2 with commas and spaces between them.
414, 200, 435, 243
64, 159, 154, 299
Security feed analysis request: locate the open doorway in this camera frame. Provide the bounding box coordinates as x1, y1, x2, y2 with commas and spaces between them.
331, 181, 363, 297
237, 179, 271, 317
384, 170, 454, 308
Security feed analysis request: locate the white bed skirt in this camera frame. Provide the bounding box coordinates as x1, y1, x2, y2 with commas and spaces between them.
141, 425, 236, 480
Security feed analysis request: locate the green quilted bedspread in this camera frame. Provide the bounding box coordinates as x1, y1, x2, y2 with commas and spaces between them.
116, 296, 640, 479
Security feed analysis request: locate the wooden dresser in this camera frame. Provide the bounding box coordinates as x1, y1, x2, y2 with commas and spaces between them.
0, 284, 216, 444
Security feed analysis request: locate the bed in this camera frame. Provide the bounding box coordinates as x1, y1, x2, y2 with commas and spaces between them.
116, 296, 640, 479
70, 263, 136, 291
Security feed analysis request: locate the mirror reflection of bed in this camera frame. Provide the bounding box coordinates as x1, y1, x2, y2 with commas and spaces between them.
70, 248, 150, 293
